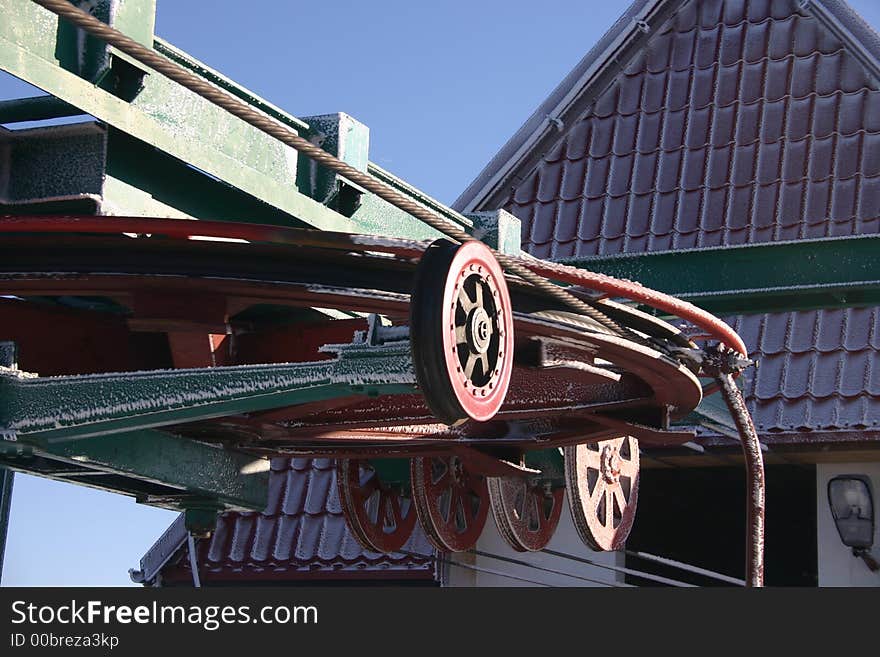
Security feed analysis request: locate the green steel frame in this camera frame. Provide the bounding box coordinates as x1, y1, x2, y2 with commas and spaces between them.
0, 342, 415, 442
0, 0, 477, 520
0, 0, 875, 538
0, 338, 415, 514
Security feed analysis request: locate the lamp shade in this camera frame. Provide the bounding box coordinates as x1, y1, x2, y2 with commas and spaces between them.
828, 476, 874, 550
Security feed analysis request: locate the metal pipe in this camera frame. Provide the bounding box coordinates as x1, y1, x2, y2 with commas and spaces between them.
187, 534, 201, 588
471, 549, 635, 587
541, 548, 697, 587
713, 370, 765, 587
0, 342, 17, 585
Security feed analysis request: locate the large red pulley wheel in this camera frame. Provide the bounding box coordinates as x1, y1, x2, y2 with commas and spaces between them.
336, 459, 417, 553
565, 437, 640, 551
410, 239, 515, 425
411, 455, 490, 552
489, 476, 564, 552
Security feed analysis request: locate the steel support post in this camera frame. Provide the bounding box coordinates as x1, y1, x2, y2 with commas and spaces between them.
0, 466, 13, 583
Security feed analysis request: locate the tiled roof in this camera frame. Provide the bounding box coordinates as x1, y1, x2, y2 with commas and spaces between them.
727, 307, 880, 433
504, 0, 880, 259
162, 458, 434, 583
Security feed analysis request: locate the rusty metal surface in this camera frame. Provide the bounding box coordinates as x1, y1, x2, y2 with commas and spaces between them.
488, 476, 564, 552
336, 459, 417, 553
565, 436, 640, 552
702, 345, 765, 587
410, 240, 515, 424
714, 371, 766, 588
411, 454, 489, 552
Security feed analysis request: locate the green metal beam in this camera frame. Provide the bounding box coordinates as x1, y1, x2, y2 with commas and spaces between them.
564, 235, 880, 315
0, 95, 82, 123
0, 1, 468, 242
0, 342, 416, 442
18, 429, 269, 511
0, 0, 357, 232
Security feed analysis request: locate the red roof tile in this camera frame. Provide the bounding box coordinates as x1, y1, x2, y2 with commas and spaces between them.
728, 307, 880, 433
502, 0, 880, 260
163, 458, 434, 583
455, 0, 880, 439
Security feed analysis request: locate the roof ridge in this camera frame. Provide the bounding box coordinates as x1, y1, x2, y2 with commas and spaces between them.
453, 0, 680, 212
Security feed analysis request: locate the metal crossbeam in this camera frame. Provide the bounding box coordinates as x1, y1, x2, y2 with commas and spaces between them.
0, 343, 416, 442
564, 234, 880, 315
0, 0, 468, 242
26, 429, 269, 510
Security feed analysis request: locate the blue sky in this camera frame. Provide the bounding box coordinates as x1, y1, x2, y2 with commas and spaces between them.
3, 0, 880, 586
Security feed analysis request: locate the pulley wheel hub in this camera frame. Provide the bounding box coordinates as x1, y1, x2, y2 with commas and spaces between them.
410, 239, 514, 425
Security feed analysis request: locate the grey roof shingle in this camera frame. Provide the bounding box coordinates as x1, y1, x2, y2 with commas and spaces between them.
505, 0, 880, 259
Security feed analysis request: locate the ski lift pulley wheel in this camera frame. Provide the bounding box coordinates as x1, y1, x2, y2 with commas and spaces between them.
488, 476, 565, 552
411, 454, 490, 552
565, 436, 640, 552
410, 239, 515, 425
336, 459, 417, 553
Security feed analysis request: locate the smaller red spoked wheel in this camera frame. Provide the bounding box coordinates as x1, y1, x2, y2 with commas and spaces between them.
489, 476, 564, 552
565, 436, 640, 551
411, 454, 490, 552
410, 239, 514, 425
336, 459, 417, 553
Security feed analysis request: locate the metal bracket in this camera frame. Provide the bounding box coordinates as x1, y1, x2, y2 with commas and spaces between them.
364, 314, 410, 346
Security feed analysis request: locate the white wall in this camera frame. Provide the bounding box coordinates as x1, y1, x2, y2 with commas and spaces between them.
817, 462, 880, 587
445, 490, 624, 587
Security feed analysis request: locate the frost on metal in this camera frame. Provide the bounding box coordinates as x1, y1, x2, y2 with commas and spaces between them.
0, 341, 416, 435
350, 234, 432, 251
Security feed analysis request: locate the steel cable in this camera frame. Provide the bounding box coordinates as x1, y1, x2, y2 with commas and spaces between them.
29, 0, 636, 340
468, 549, 634, 587
400, 550, 629, 587
538, 548, 697, 587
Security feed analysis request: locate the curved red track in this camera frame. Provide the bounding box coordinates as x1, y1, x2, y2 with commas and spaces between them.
0, 215, 747, 357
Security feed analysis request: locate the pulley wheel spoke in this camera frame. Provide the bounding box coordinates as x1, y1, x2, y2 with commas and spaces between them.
337, 459, 416, 553
565, 436, 640, 551
411, 455, 489, 552
489, 475, 564, 552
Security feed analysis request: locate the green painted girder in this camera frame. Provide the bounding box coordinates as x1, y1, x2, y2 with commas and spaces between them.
0, 0, 354, 232
0, 1, 468, 242
564, 235, 880, 315
0, 343, 416, 442
0, 95, 81, 123
12, 429, 270, 511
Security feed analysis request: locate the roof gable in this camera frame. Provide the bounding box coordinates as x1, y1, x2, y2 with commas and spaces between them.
459, 0, 880, 260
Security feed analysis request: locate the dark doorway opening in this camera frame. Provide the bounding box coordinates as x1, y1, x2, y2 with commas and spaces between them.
625, 465, 817, 586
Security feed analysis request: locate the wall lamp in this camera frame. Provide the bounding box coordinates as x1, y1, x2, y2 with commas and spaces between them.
827, 475, 878, 572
